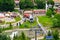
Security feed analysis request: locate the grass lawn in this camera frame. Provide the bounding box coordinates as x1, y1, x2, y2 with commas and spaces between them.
15, 16, 21, 22
19, 20, 38, 28
38, 16, 53, 27
13, 9, 19, 12
2, 26, 13, 31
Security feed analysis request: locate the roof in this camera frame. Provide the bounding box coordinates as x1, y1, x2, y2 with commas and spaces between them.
0, 13, 5, 18
24, 11, 33, 14
33, 9, 46, 12
5, 14, 10, 16
33, 9, 46, 13
24, 13, 30, 18
15, 0, 19, 3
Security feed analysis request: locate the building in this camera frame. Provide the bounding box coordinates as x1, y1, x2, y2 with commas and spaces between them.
33, 9, 46, 14
53, 0, 60, 7
53, 0, 60, 13
15, 0, 20, 8
23, 11, 33, 18
0, 13, 5, 18
15, 0, 19, 4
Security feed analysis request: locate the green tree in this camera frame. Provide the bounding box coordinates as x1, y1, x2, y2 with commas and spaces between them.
47, 31, 52, 36
47, 0, 54, 8
19, 0, 25, 9
13, 32, 30, 40
44, 30, 53, 40
0, 28, 2, 33
20, 32, 26, 40
0, 34, 10, 40
53, 14, 60, 27
35, 0, 45, 9
25, 0, 34, 9
46, 8, 56, 17
52, 30, 59, 40
19, 0, 34, 9
0, 0, 15, 12
52, 18, 58, 27
46, 9, 52, 17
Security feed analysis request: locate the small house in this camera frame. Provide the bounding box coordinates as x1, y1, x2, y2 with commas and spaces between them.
24, 11, 33, 18
33, 9, 46, 14
0, 13, 5, 18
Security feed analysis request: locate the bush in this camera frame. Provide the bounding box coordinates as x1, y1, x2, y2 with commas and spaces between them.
46, 9, 52, 17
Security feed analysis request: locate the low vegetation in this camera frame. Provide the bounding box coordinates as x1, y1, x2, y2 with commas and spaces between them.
38, 16, 53, 27
20, 20, 37, 28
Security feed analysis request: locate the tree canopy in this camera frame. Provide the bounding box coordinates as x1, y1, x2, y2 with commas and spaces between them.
53, 14, 60, 27
35, 0, 45, 9
0, 34, 10, 40
47, 0, 54, 8
0, 0, 15, 12
19, 0, 34, 9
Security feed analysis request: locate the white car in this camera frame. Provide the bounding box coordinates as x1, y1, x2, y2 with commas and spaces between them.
29, 15, 34, 22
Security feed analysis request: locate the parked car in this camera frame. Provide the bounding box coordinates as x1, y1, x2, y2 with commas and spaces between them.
29, 15, 34, 23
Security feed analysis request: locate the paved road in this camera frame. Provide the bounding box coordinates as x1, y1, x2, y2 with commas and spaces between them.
3, 28, 44, 40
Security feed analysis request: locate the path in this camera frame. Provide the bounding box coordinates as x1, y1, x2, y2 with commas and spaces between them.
36, 17, 47, 34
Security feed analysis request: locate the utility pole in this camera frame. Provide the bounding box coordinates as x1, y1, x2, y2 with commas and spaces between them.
30, 27, 41, 40
35, 30, 37, 40
46, 1, 48, 12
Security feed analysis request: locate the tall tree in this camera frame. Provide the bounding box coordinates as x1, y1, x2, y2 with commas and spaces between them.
46, 9, 52, 17
52, 30, 59, 40
0, 34, 10, 40
0, 0, 15, 12
53, 14, 60, 27
19, 0, 25, 9
35, 0, 45, 9
0, 28, 2, 33
19, 0, 34, 9
20, 32, 26, 40
47, 0, 54, 8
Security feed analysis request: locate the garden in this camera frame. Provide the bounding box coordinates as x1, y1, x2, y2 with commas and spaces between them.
38, 16, 53, 27
19, 19, 38, 28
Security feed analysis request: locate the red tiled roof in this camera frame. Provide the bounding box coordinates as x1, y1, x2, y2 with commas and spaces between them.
24, 13, 30, 18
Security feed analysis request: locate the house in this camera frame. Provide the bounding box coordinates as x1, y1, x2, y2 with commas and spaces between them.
33, 9, 46, 14
55, 6, 60, 13
24, 11, 33, 18
15, 0, 19, 4
0, 13, 5, 18
53, 0, 60, 7
10, 12, 18, 18
15, 0, 20, 8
